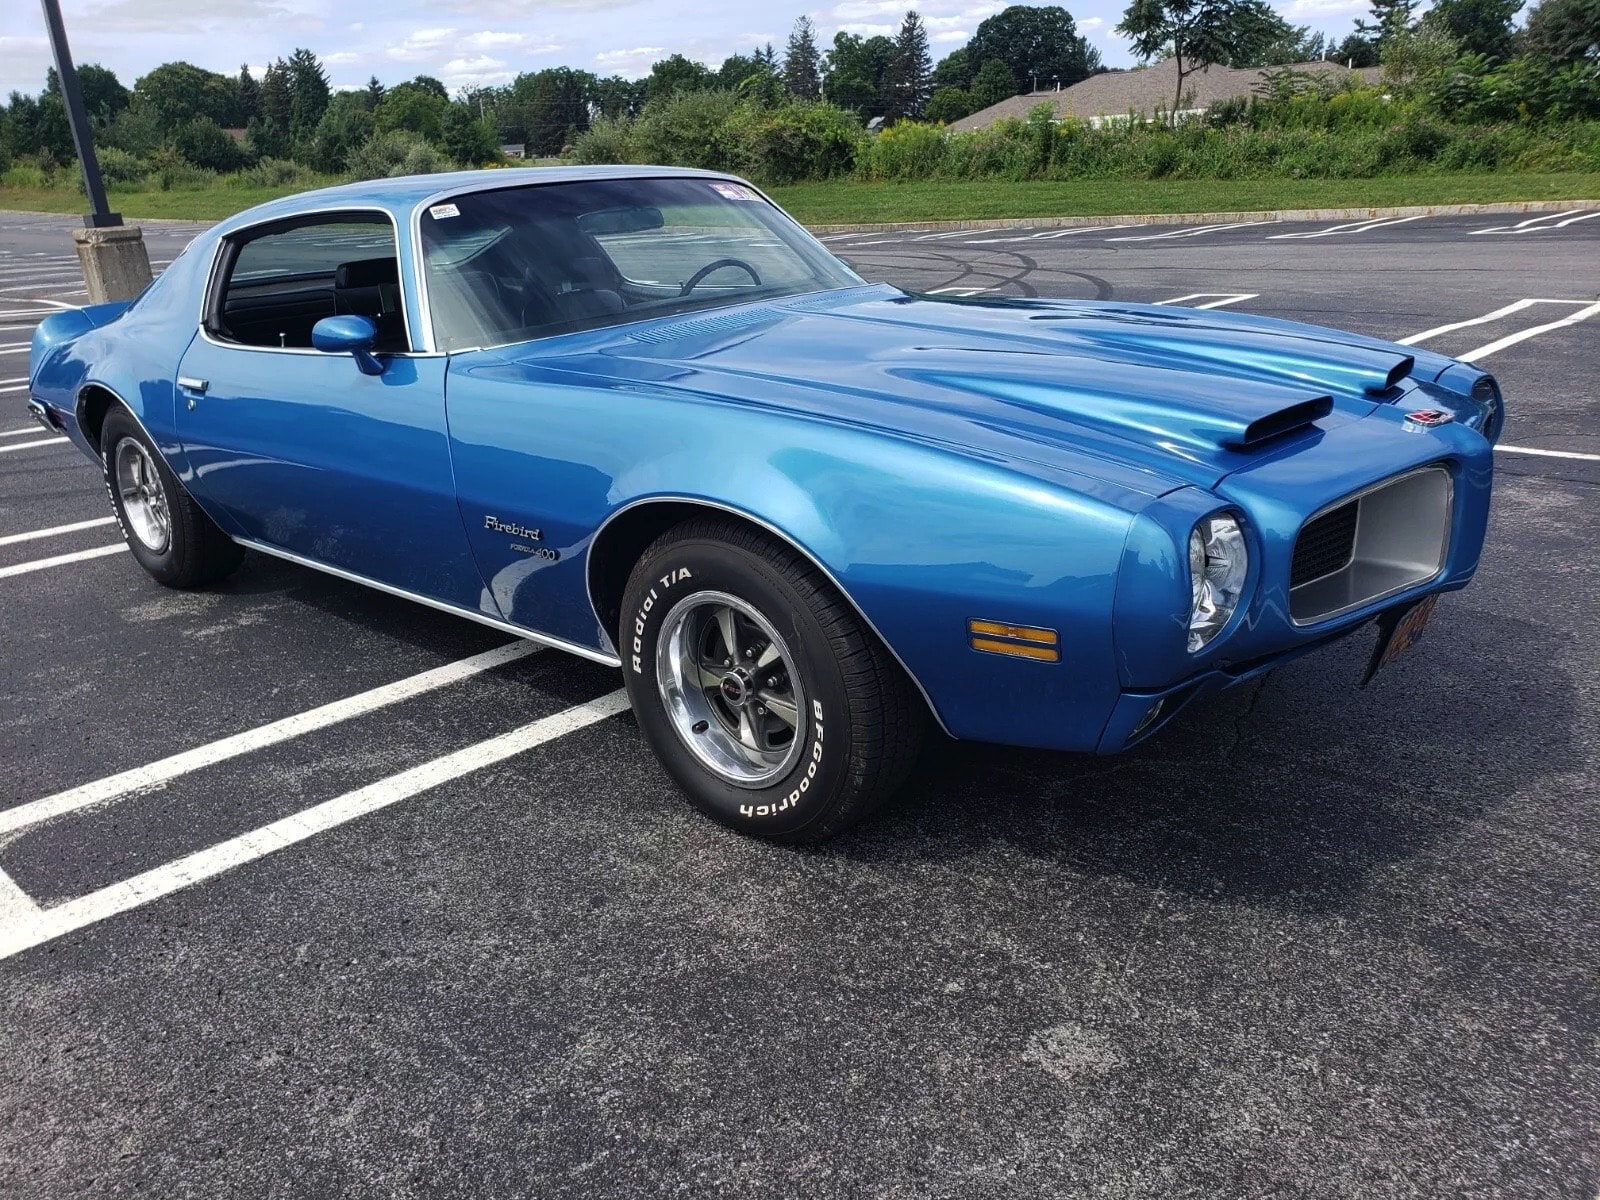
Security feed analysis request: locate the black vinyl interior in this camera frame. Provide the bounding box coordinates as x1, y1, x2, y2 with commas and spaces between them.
217, 256, 409, 353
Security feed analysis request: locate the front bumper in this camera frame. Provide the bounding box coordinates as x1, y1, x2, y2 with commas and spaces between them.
1096, 609, 1381, 752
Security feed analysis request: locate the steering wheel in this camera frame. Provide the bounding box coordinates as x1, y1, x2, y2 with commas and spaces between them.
680, 258, 762, 296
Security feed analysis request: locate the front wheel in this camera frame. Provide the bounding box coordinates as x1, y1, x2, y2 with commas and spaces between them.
621, 518, 924, 843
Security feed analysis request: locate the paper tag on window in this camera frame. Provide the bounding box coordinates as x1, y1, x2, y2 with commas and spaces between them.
429, 203, 460, 219
710, 183, 760, 201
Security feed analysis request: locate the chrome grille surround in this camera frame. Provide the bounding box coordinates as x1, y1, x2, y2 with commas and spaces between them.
1289, 465, 1453, 626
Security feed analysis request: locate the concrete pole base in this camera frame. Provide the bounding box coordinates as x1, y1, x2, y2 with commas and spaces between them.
72, 224, 154, 304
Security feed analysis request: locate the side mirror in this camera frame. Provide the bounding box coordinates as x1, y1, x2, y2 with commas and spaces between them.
312, 315, 384, 376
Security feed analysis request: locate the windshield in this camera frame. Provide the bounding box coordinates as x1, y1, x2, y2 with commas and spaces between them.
418, 177, 861, 352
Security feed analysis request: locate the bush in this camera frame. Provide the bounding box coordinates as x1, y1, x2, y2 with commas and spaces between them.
347, 130, 448, 180
172, 117, 246, 173
730, 102, 860, 183
630, 90, 746, 172
569, 115, 636, 164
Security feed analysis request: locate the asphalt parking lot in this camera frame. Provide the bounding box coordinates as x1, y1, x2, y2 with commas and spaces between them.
2, 204, 1598, 1198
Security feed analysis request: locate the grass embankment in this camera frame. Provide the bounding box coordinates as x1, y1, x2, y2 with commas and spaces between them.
2, 172, 1597, 227
770, 173, 1600, 224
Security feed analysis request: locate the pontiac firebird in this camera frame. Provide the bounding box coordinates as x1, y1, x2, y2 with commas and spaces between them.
26, 167, 1500, 842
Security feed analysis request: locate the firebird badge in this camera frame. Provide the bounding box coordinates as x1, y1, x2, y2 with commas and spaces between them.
484, 515, 542, 541
1402, 409, 1454, 431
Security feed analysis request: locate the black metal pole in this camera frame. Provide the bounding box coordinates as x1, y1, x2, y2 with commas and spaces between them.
39, 0, 121, 227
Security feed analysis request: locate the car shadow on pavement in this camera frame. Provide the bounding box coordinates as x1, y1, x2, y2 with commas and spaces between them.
828, 601, 1576, 915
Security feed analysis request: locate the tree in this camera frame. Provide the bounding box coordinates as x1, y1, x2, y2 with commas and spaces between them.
441, 104, 499, 164
970, 58, 1018, 108
287, 48, 330, 144
1355, 0, 1417, 47
365, 76, 385, 107
174, 117, 244, 171
1380, 19, 1460, 84
888, 10, 933, 118
593, 74, 646, 119
1221, 0, 1325, 64
1522, 0, 1600, 63
645, 53, 715, 100
823, 31, 898, 117
1117, 0, 1254, 120
926, 86, 977, 122
1419, 0, 1522, 57
132, 61, 236, 130
931, 48, 972, 92
45, 64, 128, 122
237, 65, 260, 123
374, 80, 450, 140
406, 75, 449, 101
307, 91, 374, 171
258, 60, 293, 130
1333, 30, 1381, 64
784, 16, 823, 99
966, 6, 1100, 97
717, 52, 763, 90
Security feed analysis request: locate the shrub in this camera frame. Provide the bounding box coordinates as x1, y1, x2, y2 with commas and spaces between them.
630, 90, 746, 172
569, 115, 636, 164
347, 130, 447, 180
173, 118, 246, 173
730, 102, 861, 183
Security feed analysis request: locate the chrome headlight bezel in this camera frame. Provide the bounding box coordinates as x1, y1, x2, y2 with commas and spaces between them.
1187, 512, 1248, 653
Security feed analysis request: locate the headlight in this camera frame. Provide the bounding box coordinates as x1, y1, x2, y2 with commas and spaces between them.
1187, 514, 1247, 652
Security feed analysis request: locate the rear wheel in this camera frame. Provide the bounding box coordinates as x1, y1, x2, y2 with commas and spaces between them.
101, 409, 243, 588
621, 517, 924, 843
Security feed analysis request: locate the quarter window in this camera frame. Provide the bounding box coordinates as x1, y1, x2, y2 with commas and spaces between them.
211, 216, 409, 352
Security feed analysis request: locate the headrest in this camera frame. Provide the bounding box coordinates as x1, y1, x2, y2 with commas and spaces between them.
335, 257, 400, 290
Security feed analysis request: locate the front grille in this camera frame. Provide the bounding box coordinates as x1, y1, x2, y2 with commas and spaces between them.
1288, 466, 1452, 624
1291, 500, 1358, 589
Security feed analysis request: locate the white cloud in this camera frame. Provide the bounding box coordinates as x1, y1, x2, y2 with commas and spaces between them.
592, 45, 666, 76
933, 30, 968, 42
1284, 0, 1367, 14
440, 54, 516, 86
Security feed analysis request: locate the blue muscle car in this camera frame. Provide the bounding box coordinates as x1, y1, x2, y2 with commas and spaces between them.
26, 167, 1500, 842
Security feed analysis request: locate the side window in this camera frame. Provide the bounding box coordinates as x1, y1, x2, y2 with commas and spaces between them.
211, 217, 408, 352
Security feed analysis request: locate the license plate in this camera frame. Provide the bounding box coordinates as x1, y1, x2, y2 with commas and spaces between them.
1361, 595, 1439, 686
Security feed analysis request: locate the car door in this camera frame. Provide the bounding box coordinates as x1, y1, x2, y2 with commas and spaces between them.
175, 211, 486, 610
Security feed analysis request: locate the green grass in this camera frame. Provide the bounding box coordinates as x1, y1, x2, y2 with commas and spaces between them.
768, 174, 1600, 225
3, 172, 1598, 227
0, 184, 318, 221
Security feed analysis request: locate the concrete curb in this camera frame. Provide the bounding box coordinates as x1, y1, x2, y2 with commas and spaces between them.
805, 199, 1600, 234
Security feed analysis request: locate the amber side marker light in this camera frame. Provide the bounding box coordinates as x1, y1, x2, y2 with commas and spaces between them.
968, 619, 1060, 662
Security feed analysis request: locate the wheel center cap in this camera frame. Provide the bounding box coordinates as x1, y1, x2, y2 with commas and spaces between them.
719, 672, 748, 706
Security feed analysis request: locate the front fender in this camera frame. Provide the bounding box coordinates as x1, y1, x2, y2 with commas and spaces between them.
445, 361, 1146, 750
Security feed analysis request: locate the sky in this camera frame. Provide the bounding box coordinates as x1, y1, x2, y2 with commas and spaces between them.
0, 0, 1372, 98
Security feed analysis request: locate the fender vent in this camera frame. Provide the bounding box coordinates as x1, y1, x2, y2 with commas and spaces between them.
1291, 500, 1358, 588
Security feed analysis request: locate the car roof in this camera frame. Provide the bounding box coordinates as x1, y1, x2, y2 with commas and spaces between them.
209, 165, 742, 238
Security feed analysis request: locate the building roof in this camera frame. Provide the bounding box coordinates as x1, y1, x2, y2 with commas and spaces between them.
950, 60, 1383, 131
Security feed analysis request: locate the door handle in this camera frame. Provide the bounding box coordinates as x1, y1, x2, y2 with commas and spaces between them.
178, 376, 209, 394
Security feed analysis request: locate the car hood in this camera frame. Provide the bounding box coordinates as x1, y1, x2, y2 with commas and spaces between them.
508, 284, 1451, 497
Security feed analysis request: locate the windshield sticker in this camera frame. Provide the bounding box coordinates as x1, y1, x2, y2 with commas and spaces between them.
710, 183, 760, 202
429, 203, 461, 219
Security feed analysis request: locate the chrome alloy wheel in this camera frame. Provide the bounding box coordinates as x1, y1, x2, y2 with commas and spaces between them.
114, 439, 171, 554
655, 590, 806, 788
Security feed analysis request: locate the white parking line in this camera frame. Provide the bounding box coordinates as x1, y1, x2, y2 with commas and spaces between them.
1496, 445, 1600, 462
0, 345, 30, 355
0, 689, 631, 961
1106, 221, 1270, 242
0, 641, 540, 838
1470, 210, 1599, 235
928, 286, 990, 296
1155, 292, 1260, 309
0, 383, 30, 394
1267, 215, 1428, 240
0, 516, 116, 546
0, 436, 67, 453
1, 424, 45, 437
1396, 298, 1582, 345
0, 869, 38, 922
966, 225, 1139, 244
0, 543, 127, 578
1461, 299, 1600, 361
